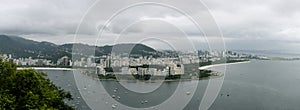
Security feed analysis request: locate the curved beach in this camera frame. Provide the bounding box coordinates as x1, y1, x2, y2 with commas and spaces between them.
17, 67, 74, 71
199, 61, 251, 70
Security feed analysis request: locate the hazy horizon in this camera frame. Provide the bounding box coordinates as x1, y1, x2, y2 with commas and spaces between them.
1, 0, 300, 54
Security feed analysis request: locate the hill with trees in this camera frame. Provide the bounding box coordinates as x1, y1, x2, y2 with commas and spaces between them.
0, 59, 74, 109
0, 35, 160, 62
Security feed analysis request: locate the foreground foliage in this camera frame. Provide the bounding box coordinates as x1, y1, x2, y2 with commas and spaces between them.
0, 59, 74, 110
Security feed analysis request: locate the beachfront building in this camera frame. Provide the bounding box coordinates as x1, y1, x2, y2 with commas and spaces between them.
57, 56, 71, 66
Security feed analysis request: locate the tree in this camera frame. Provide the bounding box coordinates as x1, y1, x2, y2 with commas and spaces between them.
0, 59, 74, 110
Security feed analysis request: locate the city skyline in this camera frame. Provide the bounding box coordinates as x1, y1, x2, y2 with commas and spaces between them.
1, 1, 300, 110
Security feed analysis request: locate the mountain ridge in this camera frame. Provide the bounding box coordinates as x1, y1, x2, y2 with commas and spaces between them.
0, 35, 159, 62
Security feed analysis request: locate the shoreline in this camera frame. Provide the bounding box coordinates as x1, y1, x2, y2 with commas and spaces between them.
16, 61, 250, 71
198, 60, 251, 70
15, 61, 249, 82
17, 67, 74, 71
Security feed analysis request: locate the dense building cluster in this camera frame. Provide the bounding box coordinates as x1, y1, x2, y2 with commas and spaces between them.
1, 54, 53, 66
1, 50, 264, 71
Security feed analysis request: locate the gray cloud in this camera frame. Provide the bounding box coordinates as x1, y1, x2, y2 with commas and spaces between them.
0, 0, 94, 35
0, 0, 299, 53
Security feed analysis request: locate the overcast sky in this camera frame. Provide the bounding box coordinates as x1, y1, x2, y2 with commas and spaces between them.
0, 0, 299, 53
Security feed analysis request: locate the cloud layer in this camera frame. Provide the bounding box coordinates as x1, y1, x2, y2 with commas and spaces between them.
0, 0, 299, 53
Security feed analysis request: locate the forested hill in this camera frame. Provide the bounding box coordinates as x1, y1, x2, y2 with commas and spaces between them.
0, 35, 159, 62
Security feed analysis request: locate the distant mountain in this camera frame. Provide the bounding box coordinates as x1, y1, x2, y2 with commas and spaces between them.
0, 35, 159, 62
0, 35, 69, 61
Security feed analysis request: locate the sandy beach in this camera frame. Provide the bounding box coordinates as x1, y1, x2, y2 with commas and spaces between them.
198, 61, 251, 70
17, 67, 74, 71
16, 61, 250, 72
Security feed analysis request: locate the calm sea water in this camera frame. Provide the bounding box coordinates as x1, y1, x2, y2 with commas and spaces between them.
210, 60, 300, 110
43, 60, 300, 110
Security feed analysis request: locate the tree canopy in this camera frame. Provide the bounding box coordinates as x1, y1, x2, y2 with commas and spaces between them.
0, 59, 74, 109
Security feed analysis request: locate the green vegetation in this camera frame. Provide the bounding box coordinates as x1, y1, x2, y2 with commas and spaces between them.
199, 70, 212, 78
97, 73, 183, 81
132, 74, 152, 80
104, 67, 114, 72
98, 74, 116, 80
165, 75, 181, 80
0, 35, 160, 62
0, 59, 74, 110
199, 61, 213, 67
18, 65, 72, 68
